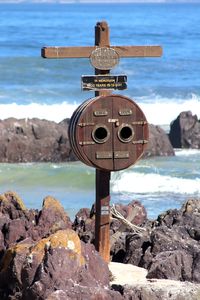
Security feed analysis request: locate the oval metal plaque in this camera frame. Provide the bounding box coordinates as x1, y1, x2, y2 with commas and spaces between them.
90, 47, 119, 70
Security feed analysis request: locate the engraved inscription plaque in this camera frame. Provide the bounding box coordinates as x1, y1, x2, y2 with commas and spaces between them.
90, 47, 119, 70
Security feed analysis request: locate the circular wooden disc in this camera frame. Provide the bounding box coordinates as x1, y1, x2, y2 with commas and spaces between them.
69, 95, 149, 171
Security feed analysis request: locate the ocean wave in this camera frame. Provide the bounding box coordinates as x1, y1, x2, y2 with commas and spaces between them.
137, 93, 200, 126
0, 102, 76, 123
111, 172, 200, 195
0, 94, 199, 126
175, 149, 200, 156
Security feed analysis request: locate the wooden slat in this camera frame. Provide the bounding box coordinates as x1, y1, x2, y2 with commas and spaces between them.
112, 45, 163, 57
42, 45, 162, 59
41, 46, 94, 58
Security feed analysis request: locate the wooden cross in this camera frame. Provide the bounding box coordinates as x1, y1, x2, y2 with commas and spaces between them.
42, 24, 162, 60
41, 21, 162, 263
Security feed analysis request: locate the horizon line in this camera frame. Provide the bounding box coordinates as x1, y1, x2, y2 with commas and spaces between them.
0, 0, 200, 3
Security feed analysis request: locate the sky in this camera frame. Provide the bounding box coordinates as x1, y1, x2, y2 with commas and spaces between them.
0, 0, 200, 3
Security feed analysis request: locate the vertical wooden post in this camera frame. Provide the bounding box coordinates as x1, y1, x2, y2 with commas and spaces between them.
95, 21, 111, 92
94, 21, 111, 262
95, 169, 111, 262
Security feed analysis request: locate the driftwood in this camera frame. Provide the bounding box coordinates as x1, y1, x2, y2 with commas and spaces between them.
110, 205, 146, 248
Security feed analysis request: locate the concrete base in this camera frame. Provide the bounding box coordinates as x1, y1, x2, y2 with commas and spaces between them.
109, 262, 147, 285
109, 262, 200, 300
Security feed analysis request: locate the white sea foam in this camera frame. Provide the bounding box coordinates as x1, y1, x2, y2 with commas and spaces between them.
175, 149, 200, 156
0, 102, 76, 123
0, 95, 199, 125
112, 172, 200, 195
138, 95, 200, 126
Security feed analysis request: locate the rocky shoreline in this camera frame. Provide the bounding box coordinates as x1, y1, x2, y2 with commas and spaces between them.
0, 111, 199, 299
0, 110, 199, 163
0, 192, 200, 299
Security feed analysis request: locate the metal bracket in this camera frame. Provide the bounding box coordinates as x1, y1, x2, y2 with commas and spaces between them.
132, 140, 148, 144
132, 121, 147, 125
78, 122, 95, 127
79, 141, 95, 145
94, 109, 108, 116
119, 109, 132, 116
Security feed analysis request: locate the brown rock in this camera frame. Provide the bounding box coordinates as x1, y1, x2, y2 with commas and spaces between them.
80, 243, 109, 287
147, 250, 193, 281
110, 201, 147, 262
120, 198, 200, 283
0, 191, 27, 219
0, 118, 73, 162
0, 228, 116, 299
169, 111, 200, 148
119, 282, 200, 300
111, 200, 147, 227
36, 196, 72, 238
73, 207, 95, 243
0, 241, 33, 296
123, 233, 151, 267
0, 231, 5, 261
0, 117, 175, 163
22, 229, 85, 294
47, 287, 123, 300
143, 124, 175, 157
4, 218, 27, 246
0, 192, 73, 256
0, 192, 34, 249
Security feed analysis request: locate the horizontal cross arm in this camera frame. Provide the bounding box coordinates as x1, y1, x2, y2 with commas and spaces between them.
112, 46, 162, 57
41, 46, 94, 58
41, 45, 162, 59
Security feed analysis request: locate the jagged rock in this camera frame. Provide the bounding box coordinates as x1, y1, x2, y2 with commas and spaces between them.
36, 196, 72, 238
0, 191, 72, 260
111, 200, 147, 227
117, 281, 200, 300
4, 218, 27, 247
147, 250, 193, 281
22, 230, 86, 299
143, 124, 175, 157
0, 240, 33, 297
73, 201, 147, 252
169, 111, 200, 148
73, 207, 95, 243
0, 118, 175, 163
1, 194, 200, 299
144, 202, 200, 282
0, 229, 121, 300
118, 198, 200, 283
123, 233, 151, 267
1, 112, 200, 162
46, 287, 123, 300
0, 191, 27, 219
110, 201, 147, 262
0, 192, 34, 249
0, 118, 73, 162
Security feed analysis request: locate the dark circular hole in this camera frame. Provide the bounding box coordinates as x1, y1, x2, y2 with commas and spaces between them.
120, 126, 133, 140
93, 126, 109, 143
118, 125, 134, 143
94, 127, 107, 140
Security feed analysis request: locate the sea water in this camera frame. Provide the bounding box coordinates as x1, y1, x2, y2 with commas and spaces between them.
0, 2, 199, 219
